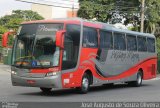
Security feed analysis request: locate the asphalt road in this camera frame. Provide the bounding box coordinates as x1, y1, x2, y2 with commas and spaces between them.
1, 65, 160, 102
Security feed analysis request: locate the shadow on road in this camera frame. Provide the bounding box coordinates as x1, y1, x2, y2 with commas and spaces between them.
19, 83, 152, 97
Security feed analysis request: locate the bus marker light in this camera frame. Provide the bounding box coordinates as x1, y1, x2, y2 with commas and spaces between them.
46, 72, 57, 77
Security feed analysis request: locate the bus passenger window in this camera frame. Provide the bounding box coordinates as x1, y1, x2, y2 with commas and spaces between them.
147, 38, 155, 52
100, 30, 113, 49
138, 37, 147, 52
114, 33, 126, 50
127, 35, 137, 51
82, 27, 98, 48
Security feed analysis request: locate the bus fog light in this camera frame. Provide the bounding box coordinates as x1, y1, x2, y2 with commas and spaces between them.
11, 71, 17, 75
46, 72, 58, 77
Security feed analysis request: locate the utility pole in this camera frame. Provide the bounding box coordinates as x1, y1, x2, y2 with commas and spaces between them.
140, 0, 145, 33
72, 0, 74, 17
72, 3, 74, 17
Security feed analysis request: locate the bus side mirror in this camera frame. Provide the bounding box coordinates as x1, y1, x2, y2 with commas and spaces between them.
2, 31, 15, 48
55, 30, 65, 49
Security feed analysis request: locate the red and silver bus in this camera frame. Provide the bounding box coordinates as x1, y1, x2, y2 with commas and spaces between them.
3, 18, 157, 93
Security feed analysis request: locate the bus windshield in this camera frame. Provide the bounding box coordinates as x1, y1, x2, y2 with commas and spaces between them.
12, 23, 63, 68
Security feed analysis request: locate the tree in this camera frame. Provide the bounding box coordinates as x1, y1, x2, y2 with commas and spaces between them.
78, 0, 160, 34
0, 10, 44, 31
144, 0, 160, 34
78, 0, 115, 22
78, 0, 140, 23
11, 10, 44, 21
123, 0, 160, 34
0, 10, 44, 56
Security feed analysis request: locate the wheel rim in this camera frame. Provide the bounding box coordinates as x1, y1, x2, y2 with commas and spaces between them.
82, 77, 89, 90
137, 74, 142, 85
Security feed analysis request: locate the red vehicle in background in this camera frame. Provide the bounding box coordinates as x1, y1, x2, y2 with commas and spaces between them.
2, 18, 157, 94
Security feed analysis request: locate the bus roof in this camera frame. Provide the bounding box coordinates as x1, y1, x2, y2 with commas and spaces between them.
22, 17, 155, 38
102, 24, 155, 38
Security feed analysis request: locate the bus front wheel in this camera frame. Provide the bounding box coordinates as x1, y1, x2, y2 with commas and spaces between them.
78, 73, 90, 94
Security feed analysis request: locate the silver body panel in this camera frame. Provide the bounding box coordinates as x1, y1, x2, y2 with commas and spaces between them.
92, 50, 156, 77
92, 73, 137, 85
11, 67, 62, 88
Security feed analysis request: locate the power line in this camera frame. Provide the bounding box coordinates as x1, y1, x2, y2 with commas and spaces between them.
17, 0, 139, 10
16, 0, 79, 9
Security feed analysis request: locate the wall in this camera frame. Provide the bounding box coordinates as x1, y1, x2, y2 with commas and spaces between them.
31, 4, 53, 19
31, 3, 78, 19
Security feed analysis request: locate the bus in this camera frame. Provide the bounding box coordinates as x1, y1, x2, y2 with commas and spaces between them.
2, 18, 157, 94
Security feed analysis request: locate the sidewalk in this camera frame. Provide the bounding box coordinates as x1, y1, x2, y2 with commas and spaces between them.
0, 64, 11, 68
0, 64, 11, 74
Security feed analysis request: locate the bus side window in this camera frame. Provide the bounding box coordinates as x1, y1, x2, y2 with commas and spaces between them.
100, 30, 113, 49
137, 36, 147, 52
62, 24, 80, 70
114, 32, 126, 50
126, 35, 137, 51
82, 27, 98, 48
147, 38, 155, 52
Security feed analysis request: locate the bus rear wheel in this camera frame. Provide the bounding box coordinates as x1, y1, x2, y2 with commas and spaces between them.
40, 87, 52, 93
78, 73, 90, 94
128, 72, 143, 87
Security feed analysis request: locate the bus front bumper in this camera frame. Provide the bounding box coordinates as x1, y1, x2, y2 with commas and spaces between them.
11, 73, 62, 88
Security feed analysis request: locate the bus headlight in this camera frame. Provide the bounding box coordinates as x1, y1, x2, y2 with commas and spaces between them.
46, 72, 58, 77
11, 71, 17, 75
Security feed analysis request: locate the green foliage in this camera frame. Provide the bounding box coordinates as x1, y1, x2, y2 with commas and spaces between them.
157, 37, 160, 73
12, 10, 44, 21
78, 0, 114, 22
78, 0, 160, 34
78, 0, 140, 23
0, 10, 44, 49
145, 0, 160, 22
0, 26, 8, 34
143, 0, 160, 34
0, 10, 44, 31
125, 0, 160, 33
157, 38, 160, 56
6, 18, 23, 31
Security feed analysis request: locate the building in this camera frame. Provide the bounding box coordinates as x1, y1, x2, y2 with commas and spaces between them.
16, 0, 79, 19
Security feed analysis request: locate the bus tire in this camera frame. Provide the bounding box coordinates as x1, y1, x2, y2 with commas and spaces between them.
128, 72, 143, 87
78, 73, 90, 94
40, 87, 52, 93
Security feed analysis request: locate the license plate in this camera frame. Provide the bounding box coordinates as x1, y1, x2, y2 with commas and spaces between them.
27, 80, 36, 84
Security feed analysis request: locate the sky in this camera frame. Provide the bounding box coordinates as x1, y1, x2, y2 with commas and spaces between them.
0, 0, 79, 17
0, 0, 31, 17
